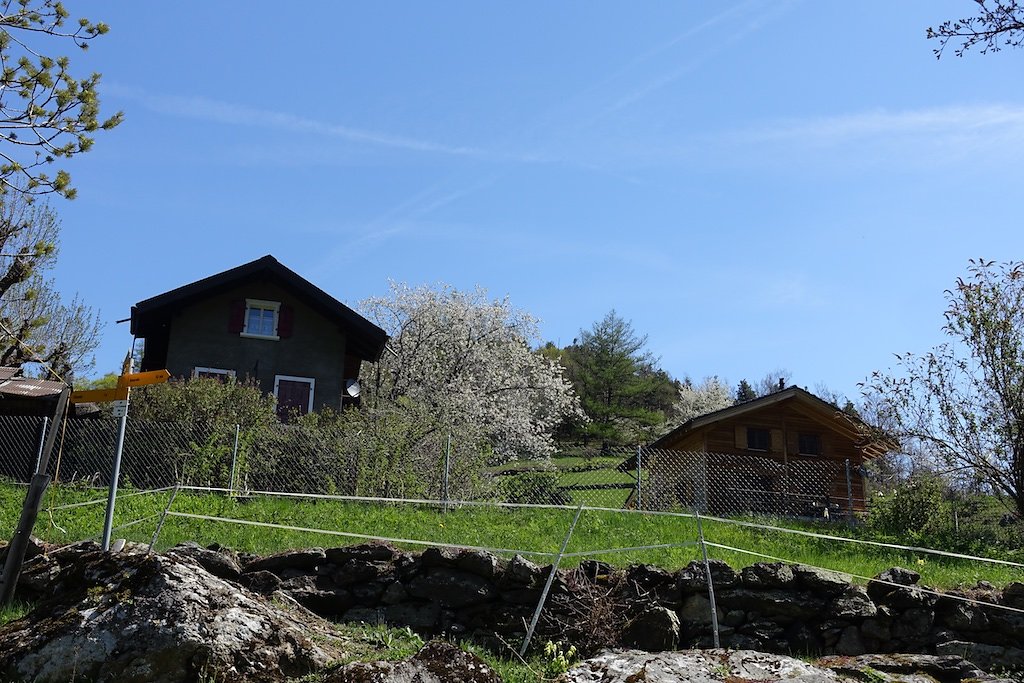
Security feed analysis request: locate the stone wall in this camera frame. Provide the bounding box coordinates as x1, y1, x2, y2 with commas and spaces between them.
16, 540, 1024, 673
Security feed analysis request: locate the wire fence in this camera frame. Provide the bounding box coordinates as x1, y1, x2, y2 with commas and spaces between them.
4, 413, 1024, 660
0, 415, 872, 518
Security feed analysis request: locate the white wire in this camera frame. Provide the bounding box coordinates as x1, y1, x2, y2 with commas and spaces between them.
174, 484, 1024, 570
561, 541, 699, 559
164, 510, 559, 558
703, 540, 1024, 615
695, 513, 1024, 569
46, 486, 174, 512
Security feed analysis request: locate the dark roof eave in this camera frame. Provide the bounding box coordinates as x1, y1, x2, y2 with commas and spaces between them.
130, 255, 388, 361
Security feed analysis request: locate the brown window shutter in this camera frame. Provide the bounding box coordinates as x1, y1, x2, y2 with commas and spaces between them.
228, 299, 245, 333
735, 425, 745, 449
770, 429, 784, 454
278, 305, 294, 338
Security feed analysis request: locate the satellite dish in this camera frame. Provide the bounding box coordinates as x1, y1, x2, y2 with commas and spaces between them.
344, 379, 361, 398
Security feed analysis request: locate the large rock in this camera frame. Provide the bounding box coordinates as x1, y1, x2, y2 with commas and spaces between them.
621, 606, 679, 651
867, 567, 920, 602
562, 648, 848, 682
244, 547, 326, 574
677, 559, 739, 593
829, 585, 877, 619
741, 562, 795, 589
564, 649, 1014, 683
0, 547, 341, 683
715, 588, 825, 621
821, 653, 1013, 683
792, 565, 850, 596
406, 567, 497, 607
167, 541, 242, 581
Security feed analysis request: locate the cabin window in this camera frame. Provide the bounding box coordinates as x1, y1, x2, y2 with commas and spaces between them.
746, 427, 770, 451
242, 299, 281, 340
192, 367, 235, 381
798, 433, 823, 456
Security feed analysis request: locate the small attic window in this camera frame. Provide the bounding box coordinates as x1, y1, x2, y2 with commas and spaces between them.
746, 427, 770, 451
241, 299, 280, 340
798, 433, 823, 456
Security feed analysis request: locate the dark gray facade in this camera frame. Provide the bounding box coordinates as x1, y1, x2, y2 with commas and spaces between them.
131, 256, 388, 416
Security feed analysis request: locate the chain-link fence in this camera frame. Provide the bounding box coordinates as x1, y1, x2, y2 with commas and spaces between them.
0, 415, 869, 518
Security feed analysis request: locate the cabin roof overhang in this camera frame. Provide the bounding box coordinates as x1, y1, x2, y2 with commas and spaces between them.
649, 386, 893, 459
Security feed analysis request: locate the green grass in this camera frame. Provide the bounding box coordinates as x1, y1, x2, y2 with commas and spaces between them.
0, 600, 30, 626
3, 480, 1022, 589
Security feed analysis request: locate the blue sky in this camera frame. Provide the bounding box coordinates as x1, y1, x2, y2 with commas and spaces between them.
45, 1, 1023, 400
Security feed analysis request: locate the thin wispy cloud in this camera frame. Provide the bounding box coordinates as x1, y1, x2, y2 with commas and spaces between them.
606, 0, 798, 115
744, 104, 1024, 144
106, 83, 484, 157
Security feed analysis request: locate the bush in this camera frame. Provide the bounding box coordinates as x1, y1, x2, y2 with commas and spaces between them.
868, 472, 952, 542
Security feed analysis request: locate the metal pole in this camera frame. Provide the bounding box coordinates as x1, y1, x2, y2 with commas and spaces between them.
636, 445, 642, 510
845, 459, 853, 520
442, 432, 451, 513
32, 417, 48, 476
101, 395, 130, 551
148, 485, 181, 553
695, 509, 720, 648
519, 504, 584, 657
228, 423, 241, 496
101, 352, 133, 552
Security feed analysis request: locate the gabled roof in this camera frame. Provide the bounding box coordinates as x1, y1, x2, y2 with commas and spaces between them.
650, 386, 890, 458
130, 255, 388, 362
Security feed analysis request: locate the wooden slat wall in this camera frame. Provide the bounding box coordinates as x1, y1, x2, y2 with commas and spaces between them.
655, 401, 869, 510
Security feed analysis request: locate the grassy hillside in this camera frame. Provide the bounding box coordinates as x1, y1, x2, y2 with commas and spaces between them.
2, 480, 1021, 589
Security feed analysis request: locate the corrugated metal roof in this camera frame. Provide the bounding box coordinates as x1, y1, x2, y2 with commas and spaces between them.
0, 366, 65, 399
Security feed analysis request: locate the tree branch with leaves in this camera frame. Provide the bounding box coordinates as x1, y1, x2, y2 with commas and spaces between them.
0, 1, 121, 199
866, 259, 1024, 517
927, 0, 1024, 58
0, 185, 100, 378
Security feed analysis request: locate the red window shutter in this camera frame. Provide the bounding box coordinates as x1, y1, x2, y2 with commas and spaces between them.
278, 304, 294, 338
228, 299, 245, 333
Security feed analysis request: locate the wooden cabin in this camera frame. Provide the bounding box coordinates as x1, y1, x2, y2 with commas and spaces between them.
639, 387, 889, 516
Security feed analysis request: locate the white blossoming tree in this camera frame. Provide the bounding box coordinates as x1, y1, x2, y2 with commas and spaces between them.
673, 375, 734, 426
345, 283, 584, 499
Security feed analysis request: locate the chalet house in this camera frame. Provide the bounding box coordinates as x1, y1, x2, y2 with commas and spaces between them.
635, 387, 889, 515
130, 255, 388, 418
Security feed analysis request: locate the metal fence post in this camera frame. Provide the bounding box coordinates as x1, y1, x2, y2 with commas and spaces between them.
519, 504, 584, 657
32, 417, 48, 476
699, 451, 709, 514
695, 508, 720, 648
442, 432, 451, 513
636, 445, 642, 510
101, 396, 131, 551
845, 459, 854, 520
229, 424, 241, 496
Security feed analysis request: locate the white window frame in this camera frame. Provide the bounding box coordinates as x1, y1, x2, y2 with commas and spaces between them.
274, 374, 315, 415
192, 367, 236, 380
241, 298, 281, 340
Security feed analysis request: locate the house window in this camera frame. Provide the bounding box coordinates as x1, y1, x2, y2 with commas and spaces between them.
274, 374, 315, 419
798, 433, 823, 456
242, 299, 280, 340
746, 427, 770, 451
192, 367, 236, 381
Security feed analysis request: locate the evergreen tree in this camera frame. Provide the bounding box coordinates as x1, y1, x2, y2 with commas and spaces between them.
562, 310, 675, 449
735, 379, 757, 404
